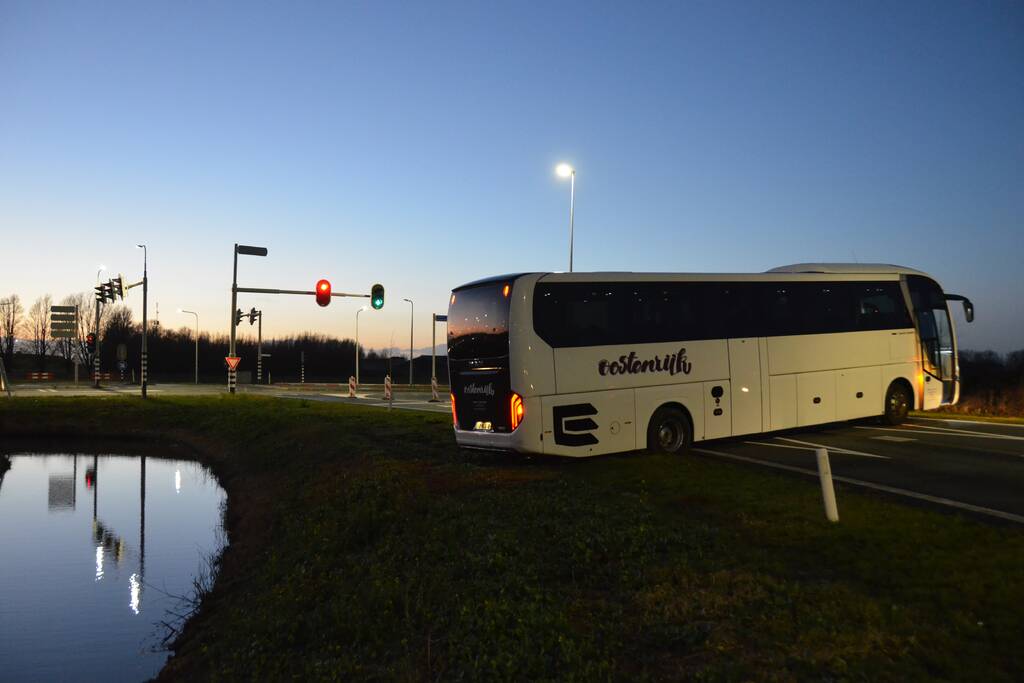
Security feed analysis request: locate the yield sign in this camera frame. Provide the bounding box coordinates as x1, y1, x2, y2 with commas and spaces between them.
225, 356, 241, 371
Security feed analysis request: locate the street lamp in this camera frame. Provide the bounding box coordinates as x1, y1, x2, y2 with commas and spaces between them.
403, 298, 414, 386
136, 245, 148, 398
96, 265, 107, 283
355, 306, 368, 386
178, 309, 199, 384
555, 162, 576, 272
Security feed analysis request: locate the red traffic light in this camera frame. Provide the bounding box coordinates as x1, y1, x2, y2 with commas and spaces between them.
315, 279, 332, 307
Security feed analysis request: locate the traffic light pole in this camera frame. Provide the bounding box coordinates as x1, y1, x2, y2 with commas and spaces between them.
94, 299, 101, 388
229, 245, 239, 394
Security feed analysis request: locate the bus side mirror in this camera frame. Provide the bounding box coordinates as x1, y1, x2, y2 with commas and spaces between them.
945, 294, 974, 323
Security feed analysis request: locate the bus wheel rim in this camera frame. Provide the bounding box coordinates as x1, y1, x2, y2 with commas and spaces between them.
659, 422, 681, 450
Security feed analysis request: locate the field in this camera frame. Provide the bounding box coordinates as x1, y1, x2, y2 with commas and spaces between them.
2, 396, 1023, 681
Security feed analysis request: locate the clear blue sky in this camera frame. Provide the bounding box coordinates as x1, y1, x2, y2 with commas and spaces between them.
1, 1, 1021, 352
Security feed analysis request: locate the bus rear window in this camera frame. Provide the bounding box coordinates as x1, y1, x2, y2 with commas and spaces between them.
448, 283, 511, 360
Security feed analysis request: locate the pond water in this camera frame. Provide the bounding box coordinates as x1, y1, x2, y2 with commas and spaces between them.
0, 452, 226, 682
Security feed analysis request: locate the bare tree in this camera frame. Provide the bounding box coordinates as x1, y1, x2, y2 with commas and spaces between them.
26, 295, 53, 371
1, 294, 23, 367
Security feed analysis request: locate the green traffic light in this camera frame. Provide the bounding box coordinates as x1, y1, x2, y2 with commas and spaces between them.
370, 284, 385, 310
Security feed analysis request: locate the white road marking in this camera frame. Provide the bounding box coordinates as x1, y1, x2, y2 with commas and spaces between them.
745, 440, 891, 460
858, 424, 1024, 442
776, 436, 890, 460
914, 417, 1024, 430
694, 448, 1024, 525
871, 436, 916, 443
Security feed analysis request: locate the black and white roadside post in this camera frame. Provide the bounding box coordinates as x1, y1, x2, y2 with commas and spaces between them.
430, 313, 447, 402
403, 298, 414, 386
137, 244, 148, 398
229, 244, 268, 393
247, 308, 263, 383
300, 351, 305, 384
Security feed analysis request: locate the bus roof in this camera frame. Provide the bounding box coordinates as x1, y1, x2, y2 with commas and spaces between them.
767, 263, 929, 276
453, 264, 934, 290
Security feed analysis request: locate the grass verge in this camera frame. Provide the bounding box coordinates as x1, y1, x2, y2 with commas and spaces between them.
2, 396, 1022, 680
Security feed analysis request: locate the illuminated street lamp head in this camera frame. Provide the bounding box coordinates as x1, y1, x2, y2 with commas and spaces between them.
555, 162, 574, 178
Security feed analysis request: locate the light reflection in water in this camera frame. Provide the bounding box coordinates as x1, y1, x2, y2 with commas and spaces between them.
0, 452, 225, 682
129, 573, 141, 615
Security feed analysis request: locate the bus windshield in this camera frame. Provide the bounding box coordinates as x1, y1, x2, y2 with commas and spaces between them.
907, 275, 954, 380
447, 283, 511, 360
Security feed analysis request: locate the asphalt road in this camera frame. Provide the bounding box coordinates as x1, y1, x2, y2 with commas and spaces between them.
696, 417, 1024, 524
8, 382, 1022, 523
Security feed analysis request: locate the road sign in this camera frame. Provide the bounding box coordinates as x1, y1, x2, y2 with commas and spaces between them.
434, 314, 447, 322
117, 343, 128, 361
225, 356, 241, 371
51, 305, 78, 338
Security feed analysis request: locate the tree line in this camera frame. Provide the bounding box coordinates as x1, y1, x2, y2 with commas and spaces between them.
1, 292, 443, 383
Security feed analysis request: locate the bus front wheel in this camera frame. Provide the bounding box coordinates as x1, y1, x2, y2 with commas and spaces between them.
883, 382, 911, 425
647, 406, 692, 455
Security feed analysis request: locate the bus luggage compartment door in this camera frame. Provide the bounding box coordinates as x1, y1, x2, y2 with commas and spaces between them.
727, 338, 762, 437
542, 390, 636, 457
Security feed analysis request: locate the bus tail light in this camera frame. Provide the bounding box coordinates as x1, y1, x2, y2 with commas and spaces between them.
450, 393, 458, 428
510, 392, 524, 431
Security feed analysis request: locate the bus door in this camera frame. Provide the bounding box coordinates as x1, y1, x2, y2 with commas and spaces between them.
906, 275, 956, 406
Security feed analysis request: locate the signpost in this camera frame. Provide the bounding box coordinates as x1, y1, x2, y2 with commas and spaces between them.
50, 305, 78, 339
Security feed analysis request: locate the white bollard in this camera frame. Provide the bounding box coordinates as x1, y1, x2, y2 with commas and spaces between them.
348, 375, 357, 398
815, 447, 840, 523
430, 376, 440, 402
384, 374, 392, 409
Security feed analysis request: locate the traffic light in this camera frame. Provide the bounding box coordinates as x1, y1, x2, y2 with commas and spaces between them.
111, 275, 124, 300
315, 279, 331, 307
94, 285, 105, 303
235, 308, 244, 326
249, 307, 259, 325
370, 283, 385, 310
86, 333, 96, 354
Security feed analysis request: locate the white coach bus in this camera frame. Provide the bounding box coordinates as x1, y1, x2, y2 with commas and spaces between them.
446, 265, 974, 457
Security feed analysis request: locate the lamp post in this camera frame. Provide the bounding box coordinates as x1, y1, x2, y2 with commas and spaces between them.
93, 265, 106, 388
136, 245, 148, 398
355, 306, 368, 386
556, 162, 576, 272
178, 309, 199, 384
403, 298, 414, 386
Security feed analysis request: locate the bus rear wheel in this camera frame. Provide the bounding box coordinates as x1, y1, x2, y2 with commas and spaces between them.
647, 407, 692, 455
883, 382, 911, 425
